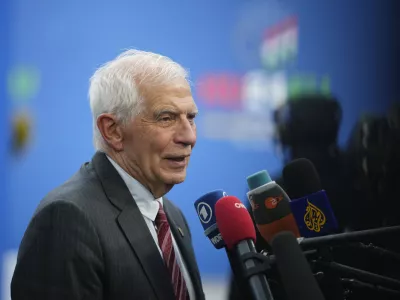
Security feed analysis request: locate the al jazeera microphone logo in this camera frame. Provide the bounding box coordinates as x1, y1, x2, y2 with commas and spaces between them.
304, 200, 326, 232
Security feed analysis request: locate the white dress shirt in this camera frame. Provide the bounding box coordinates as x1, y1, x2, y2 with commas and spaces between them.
107, 156, 195, 300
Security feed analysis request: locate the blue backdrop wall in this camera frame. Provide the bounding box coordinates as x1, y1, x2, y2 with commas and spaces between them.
1, 0, 11, 297
1, 0, 399, 298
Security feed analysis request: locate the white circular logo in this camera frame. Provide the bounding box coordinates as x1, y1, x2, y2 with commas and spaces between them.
196, 202, 213, 224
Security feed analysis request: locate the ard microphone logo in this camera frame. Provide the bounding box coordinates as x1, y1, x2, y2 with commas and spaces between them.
211, 233, 223, 245
197, 202, 213, 224
264, 195, 283, 209
304, 200, 326, 232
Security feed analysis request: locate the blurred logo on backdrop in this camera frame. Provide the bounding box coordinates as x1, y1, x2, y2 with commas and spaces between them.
260, 15, 298, 71
8, 65, 40, 155
12, 112, 32, 154
196, 1, 330, 151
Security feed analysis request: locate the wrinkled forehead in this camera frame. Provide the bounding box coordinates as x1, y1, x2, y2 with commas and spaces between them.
141, 81, 198, 113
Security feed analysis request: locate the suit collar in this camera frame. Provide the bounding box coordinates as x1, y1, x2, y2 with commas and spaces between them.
91, 151, 176, 300
91, 151, 131, 211
106, 155, 162, 222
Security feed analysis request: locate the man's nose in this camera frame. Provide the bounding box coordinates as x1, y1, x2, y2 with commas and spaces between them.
174, 118, 196, 147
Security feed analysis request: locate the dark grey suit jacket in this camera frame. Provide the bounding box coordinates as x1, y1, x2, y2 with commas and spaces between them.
11, 151, 205, 300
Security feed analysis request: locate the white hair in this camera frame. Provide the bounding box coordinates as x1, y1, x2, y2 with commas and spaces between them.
89, 49, 190, 151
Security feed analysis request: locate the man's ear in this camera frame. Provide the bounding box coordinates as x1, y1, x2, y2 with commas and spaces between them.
96, 114, 124, 151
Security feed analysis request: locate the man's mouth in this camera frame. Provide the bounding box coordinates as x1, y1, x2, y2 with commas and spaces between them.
165, 155, 190, 162
168, 157, 184, 162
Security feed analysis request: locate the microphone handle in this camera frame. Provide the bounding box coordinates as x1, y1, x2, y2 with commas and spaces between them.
299, 225, 400, 249
230, 239, 274, 300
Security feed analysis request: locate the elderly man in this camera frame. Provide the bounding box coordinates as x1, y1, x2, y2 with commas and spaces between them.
11, 49, 205, 300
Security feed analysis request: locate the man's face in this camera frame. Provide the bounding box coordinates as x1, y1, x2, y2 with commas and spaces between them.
122, 81, 198, 193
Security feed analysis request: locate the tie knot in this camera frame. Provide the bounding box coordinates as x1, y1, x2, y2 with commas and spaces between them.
155, 201, 168, 226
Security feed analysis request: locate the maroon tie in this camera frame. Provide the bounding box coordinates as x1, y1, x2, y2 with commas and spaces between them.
155, 202, 189, 300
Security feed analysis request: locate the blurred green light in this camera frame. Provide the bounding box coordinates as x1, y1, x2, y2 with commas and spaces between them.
288, 74, 331, 99
7, 66, 41, 102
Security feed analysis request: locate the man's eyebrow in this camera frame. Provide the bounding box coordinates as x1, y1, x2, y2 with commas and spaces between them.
153, 107, 178, 118
154, 107, 199, 118
189, 103, 199, 114
189, 110, 199, 117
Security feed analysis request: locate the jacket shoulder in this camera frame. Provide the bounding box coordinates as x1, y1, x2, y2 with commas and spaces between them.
35, 162, 103, 216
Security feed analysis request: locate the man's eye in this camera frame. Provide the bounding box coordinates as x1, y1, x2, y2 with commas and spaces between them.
188, 114, 197, 123
158, 115, 174, 124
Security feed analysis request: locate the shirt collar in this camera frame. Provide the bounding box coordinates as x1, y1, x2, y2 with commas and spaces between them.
106, 155, 162, 222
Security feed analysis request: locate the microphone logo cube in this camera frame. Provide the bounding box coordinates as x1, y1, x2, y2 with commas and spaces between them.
249, 185, 292, 224
194, 190, 228, 249
194, 190, 227, 229
290, 190, 338, 237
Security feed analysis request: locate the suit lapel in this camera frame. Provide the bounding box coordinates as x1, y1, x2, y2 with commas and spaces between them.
117, 210, 176, 300
164, 199, 205, 300
92, 152, 176, 300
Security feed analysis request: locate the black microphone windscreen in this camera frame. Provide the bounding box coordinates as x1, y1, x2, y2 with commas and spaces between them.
282, 158, 322, 199
271, 231, 325, 300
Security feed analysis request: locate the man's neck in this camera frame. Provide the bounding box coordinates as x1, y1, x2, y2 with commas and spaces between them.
105, 150, 172, 198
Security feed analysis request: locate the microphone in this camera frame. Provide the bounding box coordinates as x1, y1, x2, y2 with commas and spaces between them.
271, 231, 325, 300
246, 170, 300, 243
215, 196, 274, 300
194, 190, 227, 249
283, 158, 339, 237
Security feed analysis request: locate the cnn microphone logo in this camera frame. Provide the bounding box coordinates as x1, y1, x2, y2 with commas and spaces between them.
234, 202, 246, 209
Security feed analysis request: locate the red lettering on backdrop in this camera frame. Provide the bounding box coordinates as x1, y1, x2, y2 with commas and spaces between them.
197, 73, 242, 109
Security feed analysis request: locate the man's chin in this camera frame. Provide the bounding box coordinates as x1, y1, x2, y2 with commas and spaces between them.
161, 171, 187, 185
